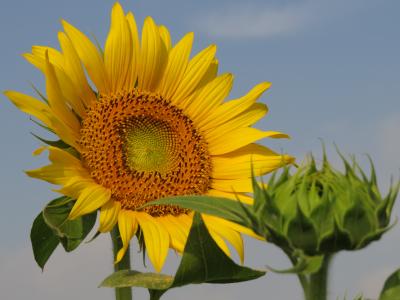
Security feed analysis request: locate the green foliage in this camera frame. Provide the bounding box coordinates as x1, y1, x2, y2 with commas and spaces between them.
267, 251, 323, 275
146, 148, 399, 294
100, 213, 265, 299
30, 196, 97, 269
379, 268, 400, 300
101, 271, 173, 290
254, 153, 399, 256
144, 195, 255, 230
30, 213, 60, 270
31, 133, 70, 149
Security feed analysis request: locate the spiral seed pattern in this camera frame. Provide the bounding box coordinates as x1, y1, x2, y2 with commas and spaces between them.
79, 89, 212, 216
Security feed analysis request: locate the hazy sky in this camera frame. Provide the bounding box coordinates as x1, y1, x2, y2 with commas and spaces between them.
1, 0, 400, 299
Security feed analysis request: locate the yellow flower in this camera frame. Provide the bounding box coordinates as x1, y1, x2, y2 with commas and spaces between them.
5, 2, 294, 272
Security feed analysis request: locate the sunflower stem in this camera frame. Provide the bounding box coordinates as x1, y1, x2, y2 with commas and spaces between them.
304, 255, 332, 300
111, 227, 133, 300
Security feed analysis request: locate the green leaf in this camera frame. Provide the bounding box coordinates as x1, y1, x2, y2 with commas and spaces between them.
42, 197, 74, 230
142, 195, 255, 230
101, 270, 173, 289
100, 213, 265, 299
172, 213, 265, 285
379, 268, 400, 300
30, 212, 59, 270
43, 196, 97, 252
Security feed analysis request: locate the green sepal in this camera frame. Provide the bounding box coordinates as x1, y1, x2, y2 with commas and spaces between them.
318, 219, 352, 253
267, 251, 323, 275
30, 212, 60, 270
342, 202, 373, 247
286, 203, 318, 254
376, 181, 399, 227
30, 118, 55, 134
31, 133, 70, 149
358, 220, 397, 249
379, 268, 400, 300
100, 213, 265, 299
253, 179, 280, 232
30, 83, 49, 104
310, 201, 334, 241
42, 196, 97, 252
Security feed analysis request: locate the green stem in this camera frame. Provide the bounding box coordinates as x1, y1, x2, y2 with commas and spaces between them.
284, 251, 309, 295
111, 227, 132, 300
305, 255, 332, 300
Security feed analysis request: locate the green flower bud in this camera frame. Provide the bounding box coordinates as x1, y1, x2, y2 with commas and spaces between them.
253, 150, 399, 255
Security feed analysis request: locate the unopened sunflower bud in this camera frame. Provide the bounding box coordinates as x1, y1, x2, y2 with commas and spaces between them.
253, 150, 399, 255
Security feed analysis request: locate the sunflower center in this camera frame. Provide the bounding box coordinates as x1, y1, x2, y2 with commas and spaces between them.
79, 89, 212, 216
123, 117, 177, 175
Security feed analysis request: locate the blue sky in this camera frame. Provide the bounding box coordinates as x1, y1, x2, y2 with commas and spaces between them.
1, 0, 400, 299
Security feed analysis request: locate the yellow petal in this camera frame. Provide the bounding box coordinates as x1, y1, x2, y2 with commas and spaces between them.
24, 49, 87, 118
33, 146, 47, 156
50, 119, 82, 150
204, 103, 268, 142
211, 178, 253, 193
203, 214, 244, 263
172, 45, 217, 104
7, 89, 80, 148
196, 58, 219, 90
126, 12, 140, 89
69, 183, 111, 220
26, 147, 89, 185
207, 228, 230, 257
44, 53, 81, 133
159, 25, 172, 51
31, 46, 64, 69
205, 213, 263, 241
185, 73, 233, 123
104, 2, 132, 93
208, 127, 272, 155
157, 215, 190, 253
4, 91, 53, 126
262, 131, 290, 139
212, 144, 295, 179
62, 20, 110, 93
138, 17, 167, 91
58, 32, 97, 108
198, 82, 271, 131
57, 177, 94, 198
116, 210, 138, 263
99, 201, 121, 233
157, 32, 194, 100
136, 212, 169, 272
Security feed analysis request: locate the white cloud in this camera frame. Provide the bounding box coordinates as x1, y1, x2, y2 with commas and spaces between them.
374, 113, 400, 190
196, 2, 312, 39
193, 0, 360, 39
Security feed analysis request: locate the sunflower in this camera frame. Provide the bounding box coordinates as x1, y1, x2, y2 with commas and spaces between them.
5, 2, 294, 272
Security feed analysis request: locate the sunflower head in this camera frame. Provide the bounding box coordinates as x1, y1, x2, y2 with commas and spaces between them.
5, 2, 294, 271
